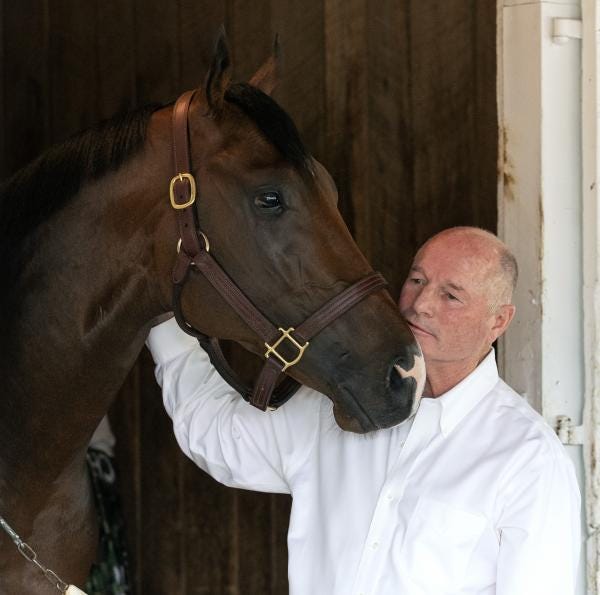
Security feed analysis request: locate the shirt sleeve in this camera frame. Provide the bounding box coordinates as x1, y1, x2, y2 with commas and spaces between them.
146, 318, 321, 494
494, 433, 581, 595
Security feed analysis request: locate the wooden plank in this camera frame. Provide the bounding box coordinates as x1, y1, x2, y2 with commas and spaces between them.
2, 0, 49, 176
472, 0, 498, 232
235, 489, 272, 593
227, 0, 273, 82
182, 463, 238, 594
269, 494, 291, 594
409, 0, 476, 241
270, 0, 326, 160
409, 0, 496, 239
48, 1, 97, 139
323, 0, 369, 249
0, 0, 5, 179
365, 0, 497, 295
95, 0, 137, 118
179, 2, 226, 91
133, 0, 179, 105
365, 0, 415, 294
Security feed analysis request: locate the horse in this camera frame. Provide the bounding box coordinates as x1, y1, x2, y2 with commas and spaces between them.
0, 32, 425, 593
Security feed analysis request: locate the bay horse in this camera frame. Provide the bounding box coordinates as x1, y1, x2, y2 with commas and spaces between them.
0, 32, 424, 593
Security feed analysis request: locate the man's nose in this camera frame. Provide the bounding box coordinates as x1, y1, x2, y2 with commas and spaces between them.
412, 286, 434, 317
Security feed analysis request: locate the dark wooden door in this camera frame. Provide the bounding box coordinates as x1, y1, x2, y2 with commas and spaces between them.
1, 1, 497, 593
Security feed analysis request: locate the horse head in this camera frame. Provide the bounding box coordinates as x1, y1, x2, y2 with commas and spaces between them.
150, 31, 425, 433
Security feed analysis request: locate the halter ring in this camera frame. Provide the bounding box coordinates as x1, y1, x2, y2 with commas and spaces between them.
176, 232, 210, 255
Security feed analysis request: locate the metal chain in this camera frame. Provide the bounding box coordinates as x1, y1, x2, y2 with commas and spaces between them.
0, 513, 70, 592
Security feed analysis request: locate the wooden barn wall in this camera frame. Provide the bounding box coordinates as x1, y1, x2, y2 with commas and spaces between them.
1, 1, 497, 593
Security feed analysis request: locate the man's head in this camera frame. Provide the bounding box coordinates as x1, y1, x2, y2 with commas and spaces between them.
398, 227, 517, 377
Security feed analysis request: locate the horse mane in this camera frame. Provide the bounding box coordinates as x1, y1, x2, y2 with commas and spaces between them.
0, 104, 161, 255
0, 104, 161, 320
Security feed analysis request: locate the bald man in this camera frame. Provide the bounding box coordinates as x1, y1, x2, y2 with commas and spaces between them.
147, 227, 580, 595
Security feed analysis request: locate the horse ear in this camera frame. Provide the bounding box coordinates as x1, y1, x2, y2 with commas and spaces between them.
248, 34, 281, 96
204, 27, 232, 113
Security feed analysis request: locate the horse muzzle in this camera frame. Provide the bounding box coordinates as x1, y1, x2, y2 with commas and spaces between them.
329, 346, 426, 433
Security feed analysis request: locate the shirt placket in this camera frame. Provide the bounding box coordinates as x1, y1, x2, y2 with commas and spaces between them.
351, 400, 442, 595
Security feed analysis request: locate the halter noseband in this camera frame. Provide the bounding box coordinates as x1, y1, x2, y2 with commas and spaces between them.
169, 90, 388, 411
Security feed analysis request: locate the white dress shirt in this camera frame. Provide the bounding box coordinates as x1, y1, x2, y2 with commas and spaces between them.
147, 318, 581, 595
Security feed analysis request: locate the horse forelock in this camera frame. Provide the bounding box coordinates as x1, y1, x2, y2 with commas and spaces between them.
223, 83, 311, 173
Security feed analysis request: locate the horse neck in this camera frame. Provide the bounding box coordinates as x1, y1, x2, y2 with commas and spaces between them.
0, 137, 175, 487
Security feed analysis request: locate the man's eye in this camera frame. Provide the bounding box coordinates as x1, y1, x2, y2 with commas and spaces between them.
254, 191, 283, 212
411, 278, 425, 285
445, 292, 459, 301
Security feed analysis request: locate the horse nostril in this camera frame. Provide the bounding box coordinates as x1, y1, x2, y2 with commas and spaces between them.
389, 363, 411, 396
393, 352, 415, 373
392, 352, 426, 410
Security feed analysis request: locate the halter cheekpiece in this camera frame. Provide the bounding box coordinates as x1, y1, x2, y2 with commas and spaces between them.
170, 90, 388, 410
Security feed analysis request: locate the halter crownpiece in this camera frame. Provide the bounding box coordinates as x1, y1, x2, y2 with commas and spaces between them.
169, 90, 388, 410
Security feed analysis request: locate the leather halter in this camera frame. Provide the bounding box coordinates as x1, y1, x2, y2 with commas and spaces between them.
169, 90, 388, 411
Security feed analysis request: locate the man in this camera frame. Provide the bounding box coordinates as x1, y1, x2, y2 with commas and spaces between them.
147, 227, 580, 595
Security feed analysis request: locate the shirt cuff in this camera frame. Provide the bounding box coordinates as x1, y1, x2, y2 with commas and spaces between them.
146, 317, 199, 364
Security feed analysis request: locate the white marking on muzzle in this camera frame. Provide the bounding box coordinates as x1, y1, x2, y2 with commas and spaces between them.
394, 351, 426, 417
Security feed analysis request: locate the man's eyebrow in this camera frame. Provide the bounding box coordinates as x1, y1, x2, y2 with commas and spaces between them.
446, 282, 465, 293
410, 266, 466, 293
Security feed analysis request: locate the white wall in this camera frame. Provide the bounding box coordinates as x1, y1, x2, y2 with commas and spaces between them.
498, 0, 587, 592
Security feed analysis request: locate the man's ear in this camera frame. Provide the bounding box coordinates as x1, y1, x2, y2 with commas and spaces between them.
204, 27, 232, 114
489, 304, 516, 343
248, 34, 281, 95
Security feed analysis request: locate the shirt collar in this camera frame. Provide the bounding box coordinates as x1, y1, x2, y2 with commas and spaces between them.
428, 349, 499, 438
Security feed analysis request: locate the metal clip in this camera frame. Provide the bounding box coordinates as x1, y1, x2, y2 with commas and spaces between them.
556, 415, 584, 445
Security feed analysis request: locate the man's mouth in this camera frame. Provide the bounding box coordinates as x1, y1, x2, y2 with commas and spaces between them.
407, 321, 435, 337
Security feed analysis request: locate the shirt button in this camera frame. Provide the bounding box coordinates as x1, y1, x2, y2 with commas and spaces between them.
386, 493, 394, 501
371, 541, 379, 550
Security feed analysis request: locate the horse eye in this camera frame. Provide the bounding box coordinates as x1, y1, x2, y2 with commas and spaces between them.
254, 191, 283, 212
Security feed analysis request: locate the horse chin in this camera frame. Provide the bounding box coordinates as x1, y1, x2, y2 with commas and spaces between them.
332, 404, 370, 434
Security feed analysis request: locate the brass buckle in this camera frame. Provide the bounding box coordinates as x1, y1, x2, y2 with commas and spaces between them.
170, 172, 197, 210
264, 327, 309, 372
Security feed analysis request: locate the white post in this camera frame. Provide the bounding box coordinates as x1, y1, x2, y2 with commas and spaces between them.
582, 0, 600, 591
499, 0, 586, 592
